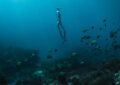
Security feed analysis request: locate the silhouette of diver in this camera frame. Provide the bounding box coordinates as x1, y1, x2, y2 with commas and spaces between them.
56, 8, 66, 43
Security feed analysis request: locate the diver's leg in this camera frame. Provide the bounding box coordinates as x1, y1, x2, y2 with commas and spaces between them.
58, 24, 64, 39
60, 23, 66, 41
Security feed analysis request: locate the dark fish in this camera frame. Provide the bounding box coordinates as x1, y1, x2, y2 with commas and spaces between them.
81, 36, 86, 40
99, 27, 103, 31
86, 35, 91, 39
91, 26, 94, 29
109, 54, 116, 58
47, 54, 53, 59
81, 35, 91, 42
104, 23, 107, 28
95, 45, 102, 50
54, 49, 58, 52
85, 42, 89, 45
105, 38, 108, 41
109, 31, 117, 38
113, 44, 120, 50
103, 19, 107, 22
96, 35, 100, 39
117, 28, 120, 31
82, 29, 88, 33
113, 40, 118, 44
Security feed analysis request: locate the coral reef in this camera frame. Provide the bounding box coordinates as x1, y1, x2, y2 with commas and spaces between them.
0, 46, 120, 85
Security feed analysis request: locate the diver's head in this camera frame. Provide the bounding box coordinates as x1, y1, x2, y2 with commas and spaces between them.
57, 8, 60, 11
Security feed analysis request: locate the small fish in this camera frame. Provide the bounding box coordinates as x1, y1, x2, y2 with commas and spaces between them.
105, 38, 108, 41
80, 35, 91, 42
86, 35, 91, 39
85, 42, 89, 45
113, 44, 120, 50
81, 36, 86, 40
103, 19, 107, 22
82, 29, 88, 33
113, 40, 118, 44
99, 27, 103, 31
47, 54, 53, 59
91, 26, 94, 29
96, 35, 100, 39
90, 40, 97, 46
54, 48, 58, 52
71, 52, 78, 57
117, 28, 120, 31
109, 31, 117, 38
104, 23, 107, 28
95, 45, 102, 50
109, 54, 116, 58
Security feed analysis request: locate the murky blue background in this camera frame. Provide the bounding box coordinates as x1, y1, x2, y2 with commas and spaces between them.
0, 0, 120, 60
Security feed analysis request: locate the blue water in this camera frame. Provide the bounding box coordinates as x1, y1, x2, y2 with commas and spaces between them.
0, 0, 120, 60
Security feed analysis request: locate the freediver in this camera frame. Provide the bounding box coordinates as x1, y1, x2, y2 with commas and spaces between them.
56, 8, 67, 43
